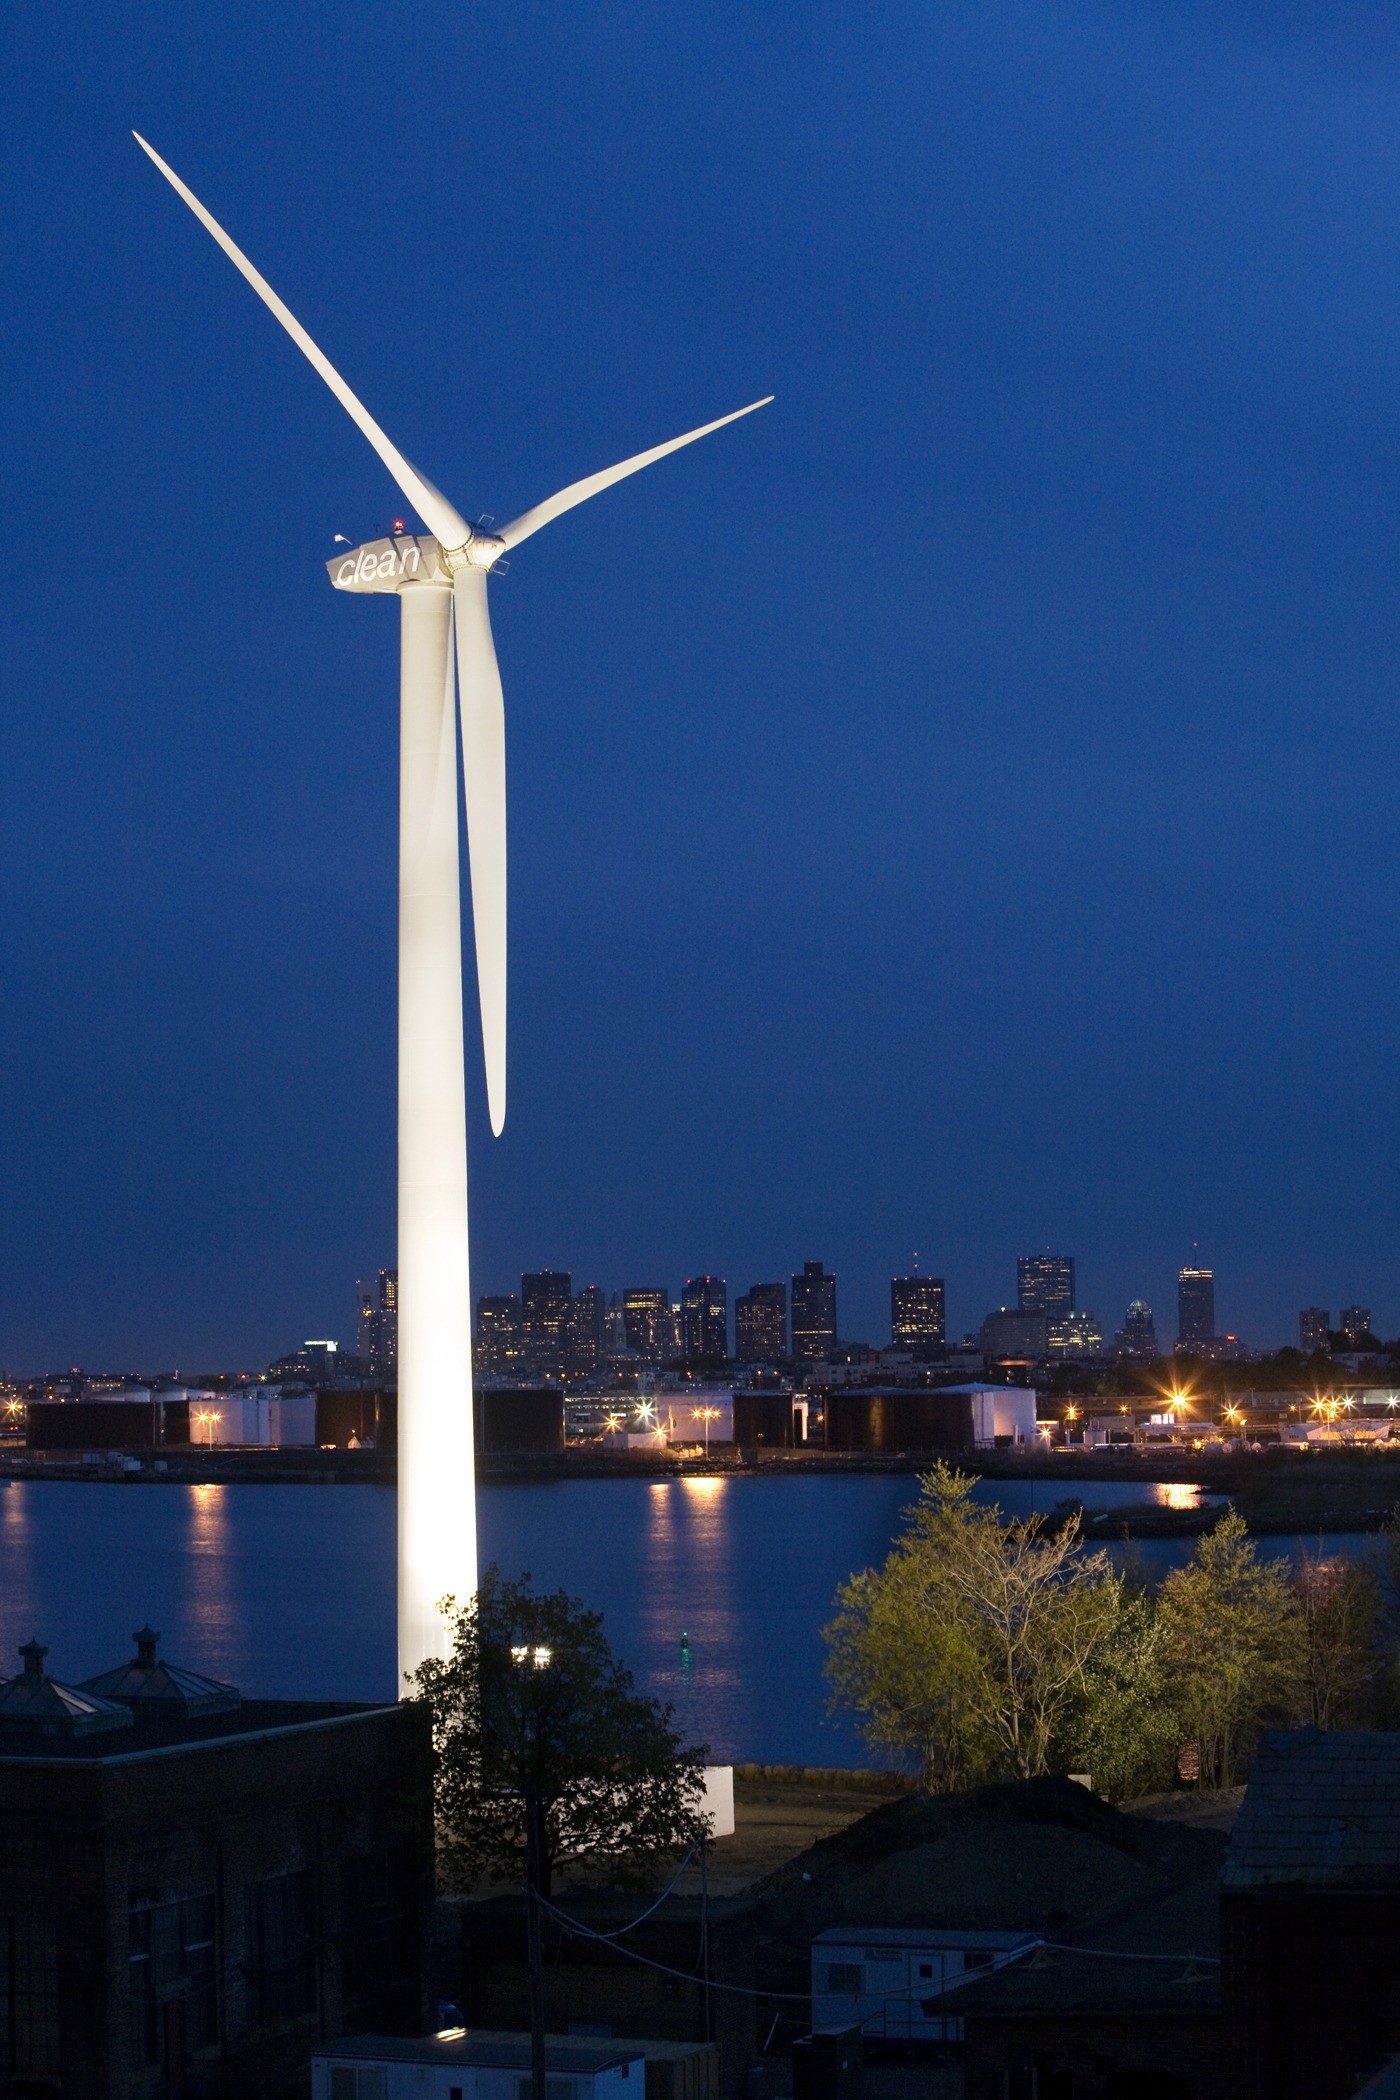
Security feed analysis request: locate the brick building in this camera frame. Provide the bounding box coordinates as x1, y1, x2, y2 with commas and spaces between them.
0, 1629, 432, 2099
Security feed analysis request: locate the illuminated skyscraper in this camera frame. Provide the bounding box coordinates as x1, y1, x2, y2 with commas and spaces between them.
624, 1289, 671, 1363
474, 1295, 523, 1378
736, 1283, 788, 1363
1341, 1306, 1373, 1346
567, 1285, 606, 1373
681, 1277, 728, 1361
1299, 1307, 1330, 1353
791, 1262, 837, 1362
355, 1269, 398, 1382
1114, 1300, 1159, 1358
1017, 1254, 1075, 1317
890, 1275, 945, 1352
521, 1271, 571, 1365
1177, 1266, 1215, 1350
1047, 1310, 1102, 1356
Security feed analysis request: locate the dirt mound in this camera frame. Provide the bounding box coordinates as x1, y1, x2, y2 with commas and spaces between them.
750, 1776, 1226, 1991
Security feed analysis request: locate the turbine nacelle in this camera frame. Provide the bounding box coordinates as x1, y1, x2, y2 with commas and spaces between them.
329, 533, 447, 594
328, 531, 509, 595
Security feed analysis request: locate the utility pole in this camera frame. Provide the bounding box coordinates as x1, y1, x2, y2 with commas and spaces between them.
525, 1783, 548, 2100
515, 1642, 554, 2100
700, 1833, 714, 2046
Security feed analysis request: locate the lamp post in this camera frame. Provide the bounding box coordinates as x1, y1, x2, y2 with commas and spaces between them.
692, 1405, 720, 1456
511, 1641, 554, 2100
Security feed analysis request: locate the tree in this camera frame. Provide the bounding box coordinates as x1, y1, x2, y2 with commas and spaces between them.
1060, 1585, 1177, 1801
824, 1539, 995, 1791
1156, 1510, 1304, 1787
410, 1570, 708, 2100
825, 1464, 1124, 1786
1293, 1546, 1382, 1728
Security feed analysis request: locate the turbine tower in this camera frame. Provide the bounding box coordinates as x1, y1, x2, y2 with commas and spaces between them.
134, 135, 770, 1684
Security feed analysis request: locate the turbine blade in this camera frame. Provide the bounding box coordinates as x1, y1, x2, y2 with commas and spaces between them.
454, 569, 507, 1136
132, 134, 473, 550
498, 396, 774, 551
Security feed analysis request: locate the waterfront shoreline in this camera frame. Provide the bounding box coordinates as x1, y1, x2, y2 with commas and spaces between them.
4, 1442, 1400, 1539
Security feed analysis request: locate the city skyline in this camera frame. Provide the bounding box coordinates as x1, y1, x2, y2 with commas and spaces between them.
4, 1233, 1392, 1380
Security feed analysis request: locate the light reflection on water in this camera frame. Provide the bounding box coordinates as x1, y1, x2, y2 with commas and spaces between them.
0, 1472, 1300, 1766
1155, 1481, 1206, 1511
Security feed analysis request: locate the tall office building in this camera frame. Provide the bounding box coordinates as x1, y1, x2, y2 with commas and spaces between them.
566, 1285, 606, 1372
791, 1262, 837, 1362
1177, 1266, 1215, 1351
623, 1288, 671, 1363
1341, 1306, 1373, 1346
735, 1283, 787, 1363
1047, 1309, 1102, 1356
1017, 1254, 1075, 1317
355, 1269, 398, 1382
521, 1272, 572, 1363
980, 1308, 1049, 1361
1114, 1300, 1159, 1358
890, 1275, 946, 1352
1299, 1307, 1331, 1354
474, 1295, 524, 1378
681, 1276, 728, 1361
604, 1292, 628, 1356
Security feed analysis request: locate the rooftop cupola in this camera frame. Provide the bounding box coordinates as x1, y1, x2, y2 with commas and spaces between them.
0, 1637, 133, 1738
79, 1626, 241, 1716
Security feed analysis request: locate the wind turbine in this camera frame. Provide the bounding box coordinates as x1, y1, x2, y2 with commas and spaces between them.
134, 135, 771, 1684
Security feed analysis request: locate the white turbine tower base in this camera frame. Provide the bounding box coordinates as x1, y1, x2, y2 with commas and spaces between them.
397, 582, 476, 1679
134, 133, 771, 1687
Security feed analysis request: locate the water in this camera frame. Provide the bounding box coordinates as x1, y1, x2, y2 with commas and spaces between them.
0, 1472, 1264, 1767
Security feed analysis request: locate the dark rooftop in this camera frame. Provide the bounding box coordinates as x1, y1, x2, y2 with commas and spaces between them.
0, 1695, 398, 1763
316, 2032, 646, 2072
1222, 1729, 1400, 1891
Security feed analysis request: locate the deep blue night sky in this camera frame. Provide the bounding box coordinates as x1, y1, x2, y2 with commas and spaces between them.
4, 1, 1400, 1372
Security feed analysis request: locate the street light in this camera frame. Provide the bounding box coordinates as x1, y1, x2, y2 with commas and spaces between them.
692, 1405, 720, 1456
510, 1639, 554, 2100
192, 1408, 221, 1449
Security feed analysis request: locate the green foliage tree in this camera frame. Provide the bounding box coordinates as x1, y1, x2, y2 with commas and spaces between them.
1156, 1510, 1305, 1786
1293, 1546, 1383, 1728
409, 1569, 708, 1898
1059, 1585, 1177, 1801
824, 1529, 994, 1790
825, 1464, 1124, 1786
